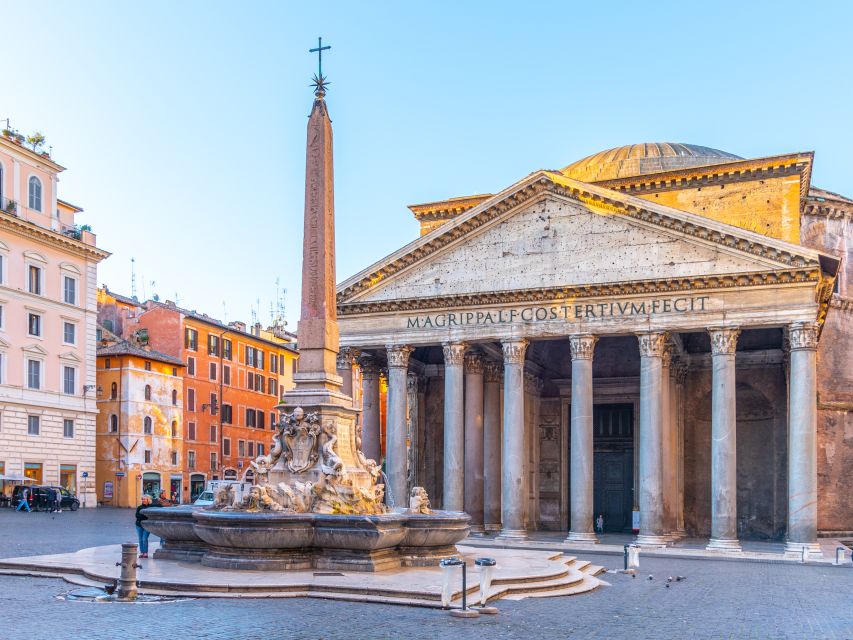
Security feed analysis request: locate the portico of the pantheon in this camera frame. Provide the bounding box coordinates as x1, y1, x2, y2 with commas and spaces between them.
334, 144, 851, 556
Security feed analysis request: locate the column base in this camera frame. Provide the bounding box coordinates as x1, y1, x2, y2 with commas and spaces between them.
784, 541, 823, 560
467, 525, 487, 537
706, 538, 742, 552
495, 528, 528, 542
483, 523, 502, 533
564, 531, 599, 544
634, 534, 669, 548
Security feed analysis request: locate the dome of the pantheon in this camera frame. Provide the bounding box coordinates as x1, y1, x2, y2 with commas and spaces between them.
561, 143, 742, 183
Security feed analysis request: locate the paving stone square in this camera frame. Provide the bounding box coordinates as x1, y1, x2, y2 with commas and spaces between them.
1, 508, 851, 640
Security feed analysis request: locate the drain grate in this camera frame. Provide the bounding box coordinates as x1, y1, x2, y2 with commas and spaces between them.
313, 572, 344, 577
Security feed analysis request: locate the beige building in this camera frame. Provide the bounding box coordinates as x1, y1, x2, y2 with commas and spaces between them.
337, 143, 850, 557
0, 132, 109, 505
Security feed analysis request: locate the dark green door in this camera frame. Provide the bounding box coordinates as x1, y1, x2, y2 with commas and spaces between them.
592, 404, 634, 533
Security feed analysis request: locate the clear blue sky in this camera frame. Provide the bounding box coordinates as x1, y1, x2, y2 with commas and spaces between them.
4, 1, 851, 329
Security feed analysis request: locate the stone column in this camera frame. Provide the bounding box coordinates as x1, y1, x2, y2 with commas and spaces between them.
566, 334, 598, 543
706, 328, 741, 551
406, 372, 420, 496
336, 347, 360, 406
498, 339, 528, 541
483, 361, 503, 531
674, 363, 688, 537
385, 345, 413, 509
360, 356, 382, 464
636, 332, 670, 547
442, 342, 467, 512
464, 354, 485, 533
785, 322, 822, 558
660, 343, 676, 539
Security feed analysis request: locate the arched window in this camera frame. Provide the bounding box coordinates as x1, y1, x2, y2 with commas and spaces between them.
28, 176, 42, 211
109, 414, 118, 433
171, 420, 177, 438
144, 384, 152, 401
111, 382, 117, 399
172, 389, 177, 405
144, 416, 153, 434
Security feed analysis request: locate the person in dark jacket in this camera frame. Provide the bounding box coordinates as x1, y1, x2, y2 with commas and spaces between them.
135, 495, 153, 558
46, 487, 57, 513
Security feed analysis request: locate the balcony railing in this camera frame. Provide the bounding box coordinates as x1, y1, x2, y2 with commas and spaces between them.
0, 195, 95, 244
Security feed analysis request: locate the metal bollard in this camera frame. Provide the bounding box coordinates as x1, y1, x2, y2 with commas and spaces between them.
836, 547, 848, 566
474, 557, 498, 614
115, 542, 142, 600
439, 557, 479, 618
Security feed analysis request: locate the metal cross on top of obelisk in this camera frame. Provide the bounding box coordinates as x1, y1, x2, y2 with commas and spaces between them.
309, 37, 331, 95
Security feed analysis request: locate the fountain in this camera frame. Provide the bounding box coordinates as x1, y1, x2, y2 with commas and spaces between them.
143, 54, 469, 571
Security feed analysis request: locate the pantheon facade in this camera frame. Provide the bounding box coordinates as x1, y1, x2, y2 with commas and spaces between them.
335, 144, 851, 555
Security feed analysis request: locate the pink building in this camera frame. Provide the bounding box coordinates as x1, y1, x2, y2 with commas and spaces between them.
0, 130, 109, 506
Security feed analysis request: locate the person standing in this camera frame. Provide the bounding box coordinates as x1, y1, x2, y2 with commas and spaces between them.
154, 490, 173, 507
15, 487, 31, 512
53, 489, 62, 513
135, 495, 153, 558
46, 487, 57, 513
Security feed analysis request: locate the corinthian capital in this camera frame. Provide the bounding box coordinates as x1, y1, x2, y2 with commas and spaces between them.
358, 354, 381, 378
709, 327, 740, 356
788, 322, 819, 351
442, 342, 467, 366
336, 347, 360, 370
568, 334, 597, 361
501, 339, 528, 365
484, 361, 503, 383
464, 353, 484, 375
386, 345, 414, 369
637, 332, 668, 358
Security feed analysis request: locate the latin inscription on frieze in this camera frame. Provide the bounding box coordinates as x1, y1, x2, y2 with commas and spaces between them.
405, 295, 710, 329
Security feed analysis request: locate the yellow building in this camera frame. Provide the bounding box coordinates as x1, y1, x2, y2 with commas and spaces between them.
95, 338, 185, 507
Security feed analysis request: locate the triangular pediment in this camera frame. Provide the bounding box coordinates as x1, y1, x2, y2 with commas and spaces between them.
339, 171, 827, 308
22, 343, 48, 355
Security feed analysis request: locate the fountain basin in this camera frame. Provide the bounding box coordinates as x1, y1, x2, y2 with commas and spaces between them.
142, 506, 207, 561
143, 508, 470, 572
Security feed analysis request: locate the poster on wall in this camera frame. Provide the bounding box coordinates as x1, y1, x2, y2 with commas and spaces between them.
103, 481, 114, 500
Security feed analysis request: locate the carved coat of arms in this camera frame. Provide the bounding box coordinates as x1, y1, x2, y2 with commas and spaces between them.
280, 408, 321, 473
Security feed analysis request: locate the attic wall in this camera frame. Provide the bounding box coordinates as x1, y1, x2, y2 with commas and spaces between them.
634, 175, 802, 244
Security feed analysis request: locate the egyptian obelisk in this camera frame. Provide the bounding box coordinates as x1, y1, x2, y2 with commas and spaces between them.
279, 44, 368, 485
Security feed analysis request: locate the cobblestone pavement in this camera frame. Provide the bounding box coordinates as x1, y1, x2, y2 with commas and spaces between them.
1, 508, 851, 640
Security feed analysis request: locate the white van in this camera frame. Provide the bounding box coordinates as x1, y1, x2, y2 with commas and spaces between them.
193, 480, 250, 507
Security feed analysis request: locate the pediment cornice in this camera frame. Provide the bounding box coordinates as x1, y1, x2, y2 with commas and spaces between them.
338, 172, 830, 304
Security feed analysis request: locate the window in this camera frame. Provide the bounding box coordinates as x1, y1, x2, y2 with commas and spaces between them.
28, 265, 42, 295
223, 365, 231, 386
188, 450, 196, 470
63, 419, 74, 438
187, 357, 195, 376
268, 377, 277, 396
209, 424, 217, 442
27, 415, 40, 435
110, 382, 117, 399
59, 464, 76, 492
185, 327, 198, 351
105, 358, 111, 369
144, 360, 151, 372
63, 366, 76, 394
271, 354, 278, 374
63, 322, 76, 345
27, 359, 41, 389
209, 392, 217, 415
187, 388, 195, 411
28, 176, 42, 211
208, 334, 219, 356
28, 313, 41, 337
144, 450, 152, 464
270, 412, 277, 430
171, 420, 177, 438
209, 362, 217, 381
172, 367, 178, 377
171, 450, 178, 465
144, 384, 152, 401
223, 339, 232, 361
210, 452, 217, 470
258, 443, 265, 456
109, 414, 118, 433
238, 440, 245, 457
143, 416, 153, 434
248, 441, 254, 457
257, 410, 265, 429
63, 276, 77, 305
258, 351, 265, 370
223, 438, 231, 457
221, 403, 232, 424
246, 408, 256, 428
187, 421, 196, 440
0, 304, 4, 329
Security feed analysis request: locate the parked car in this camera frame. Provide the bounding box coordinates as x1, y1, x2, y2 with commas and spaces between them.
193, 490, 215, 506
11, 485, 79, 511
193, 480, 249, 507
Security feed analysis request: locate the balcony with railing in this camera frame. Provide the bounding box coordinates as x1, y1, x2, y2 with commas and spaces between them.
1, 195, 97, 246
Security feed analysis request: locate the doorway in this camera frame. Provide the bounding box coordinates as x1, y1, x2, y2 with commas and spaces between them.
592, 403, 634, 533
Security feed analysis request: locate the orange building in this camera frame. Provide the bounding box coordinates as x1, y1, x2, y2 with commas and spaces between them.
97, 289, 298, 501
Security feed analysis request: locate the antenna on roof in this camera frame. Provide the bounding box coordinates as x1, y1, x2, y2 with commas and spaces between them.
131, 258, 137, 299
222, 301, 227, 324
